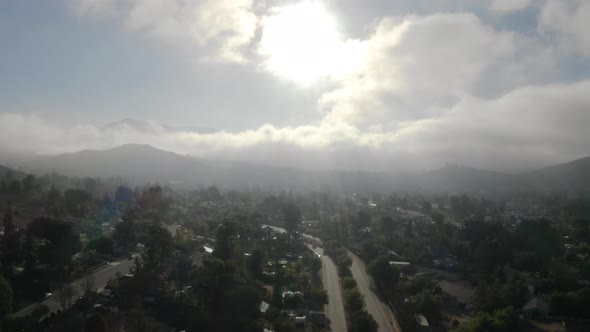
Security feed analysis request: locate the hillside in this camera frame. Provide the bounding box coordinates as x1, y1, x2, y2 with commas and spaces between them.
19, 144, 590, 193
524, 156, 590, 191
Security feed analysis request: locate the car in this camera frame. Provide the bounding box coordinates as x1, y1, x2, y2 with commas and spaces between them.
44, 292, 52, 300
129, 254, 137, 260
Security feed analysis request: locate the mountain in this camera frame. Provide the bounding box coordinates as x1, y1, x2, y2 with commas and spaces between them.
0, 164, 25, 179
21, 144, 402, 191
27, 144, 218, 186
413, 165, 522, 193
19, 144, 590, 193
524, 156, 590, 191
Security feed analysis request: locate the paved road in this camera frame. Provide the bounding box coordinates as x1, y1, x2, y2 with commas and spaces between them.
349, 251, 401, 332
263, 225, 347, 332
14, 257, 135, 318
315, 247, 347, 332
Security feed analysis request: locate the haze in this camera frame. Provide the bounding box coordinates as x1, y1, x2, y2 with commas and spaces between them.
1, 0, 590, 171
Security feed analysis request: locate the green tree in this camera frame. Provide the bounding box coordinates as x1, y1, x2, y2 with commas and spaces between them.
344, 287, 365, 313
368, 256, 399, 294
379, 216, 396, 234
454, 306, 520, 332
2, 202, 14, 235
308, 286, 328, 310
227, 285, 264, 331
353, 209, 371, 230
22, 174, 35, 193
0, 203, 21, 274
142, 223, 173, 274
85, 313, 107, 332
349, 310, 378, 332
247, 249, 263, 279
413, 290, 443, 323
64, 188, 93, 216
125, 308, 159, 332
113, 214, 137, 251
87, 236, 114, 256
283, 202, 301, 245
28, 217, 81, 275
0, 274, 13, 317
8, 180, 21, 195
214, 220, 239, 261
432, 212, 445, 224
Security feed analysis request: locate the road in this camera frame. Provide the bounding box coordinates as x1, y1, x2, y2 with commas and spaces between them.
314, 247, 348, 332
14, 257, 135, 318
349, 251, 401, 332
263, 225, 347, 331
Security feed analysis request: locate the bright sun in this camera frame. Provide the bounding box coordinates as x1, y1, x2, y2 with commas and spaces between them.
259, 1, 365, 85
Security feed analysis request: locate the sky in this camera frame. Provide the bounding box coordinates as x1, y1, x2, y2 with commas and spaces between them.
1, 0, 590, 171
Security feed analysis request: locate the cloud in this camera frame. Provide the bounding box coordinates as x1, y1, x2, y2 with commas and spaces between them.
319, 13, 515, 127
11, 1, 587, 172
539, 0, 590, 57
68, 0, 259, 63
489, 0, 532, 13
3, 78, 590, 171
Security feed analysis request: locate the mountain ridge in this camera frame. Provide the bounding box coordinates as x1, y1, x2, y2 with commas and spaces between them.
14, 144, 590, 193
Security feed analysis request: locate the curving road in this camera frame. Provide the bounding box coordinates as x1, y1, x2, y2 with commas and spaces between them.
349, 251, 401, 332
14, 257, 135, 318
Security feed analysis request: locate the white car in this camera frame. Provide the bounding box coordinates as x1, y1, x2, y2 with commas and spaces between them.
44, 292, 52, 300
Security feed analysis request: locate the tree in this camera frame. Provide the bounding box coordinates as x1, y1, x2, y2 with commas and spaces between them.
3, 201, 14, 235
214, 220, 239, 261
283, 202, 301, 244
56, 283, 75, 310
46, 186, 63, 216
227, 285, 264, 331
413, 290, 443, 323
432, 212, 445, 224
379, 216, 396, 234
0, 202, 21, 274
349, 310, 378, 332
353, 209, 371, 230
125, 308, 159, 332
113, 214, 137, 251
405, 220, 414, 239
64, 188, 93, 216
83, 177, 98, 194
114, 185, 134, 206
514, 219, 561, 259
344, 287, 365, 313
368, 256, 399, 294
85, 313, 107, 332
83, 274, 96, 294
454, 306, 521, 332
8, 180, 21, 195
22, 174, 35, 193
142, 223, 173, 274
308, 286, 328, 310
28, 217, 81, 275
247, 249, 263, 279
0, 274, 13, 318
422, 201, 432, 214
87, 236, 114, 256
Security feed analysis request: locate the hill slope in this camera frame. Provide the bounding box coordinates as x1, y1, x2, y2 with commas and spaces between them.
21, 144, 590, 193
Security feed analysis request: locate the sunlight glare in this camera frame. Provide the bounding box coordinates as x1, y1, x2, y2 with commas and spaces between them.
259, 1, 365, 85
